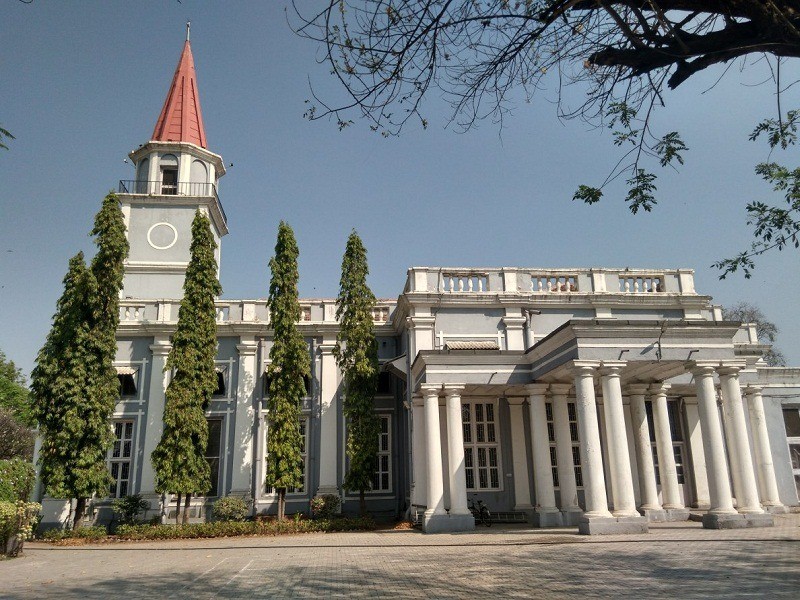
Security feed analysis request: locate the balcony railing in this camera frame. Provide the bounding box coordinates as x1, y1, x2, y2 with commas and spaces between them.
118, 180, 226, 222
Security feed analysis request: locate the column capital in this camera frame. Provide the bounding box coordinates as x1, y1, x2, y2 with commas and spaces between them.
744, 384, 764, 395
318, 343, 337, 354
443, 384, 465, 397
506, 397, 527, 406
406, 316, 436, 329
689, 361, 718, 377
626, 383, 650, 396
599, 361, 626, 376
236, 342, 259, 356
716, 361, 747, 377
149, 342, 172, 356
649, 382, 671, 396
419, 383, 441, 398
411, 394, 424, 407
501, 316, 526, 328
524, 383, 550, 396
570, 360, 601, 375
549, 383, 572, 396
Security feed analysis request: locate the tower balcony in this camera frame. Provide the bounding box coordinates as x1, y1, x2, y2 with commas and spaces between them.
118, 179, 228, 234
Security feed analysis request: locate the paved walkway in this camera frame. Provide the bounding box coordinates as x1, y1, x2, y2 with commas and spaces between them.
2, 516, 799, 599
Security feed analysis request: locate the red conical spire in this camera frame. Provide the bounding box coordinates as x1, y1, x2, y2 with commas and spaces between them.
152, 31, 207, 148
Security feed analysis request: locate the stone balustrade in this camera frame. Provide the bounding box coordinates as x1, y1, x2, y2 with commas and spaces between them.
405, 267, 697, 296
118, 299, 396, 326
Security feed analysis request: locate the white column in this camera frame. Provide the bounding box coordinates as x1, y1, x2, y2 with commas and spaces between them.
317, 341, 339, 495
139, 339, 171, 495
526, 385, 557, 513
422, 385, 445, 517
599, 364, 638, 517
573, 363, 612, 518
745, 386, 783, 507
551, 384, 580, 514
628, 385, 660, 511
692, 366, 736, 514
684, 400, 710, 508
718, 367, 763, 514
230, 340, 258, 494
508, 397, 533, 510
410, 396, 427, 508
444, 386, 469, 515
651, 384, 684, 509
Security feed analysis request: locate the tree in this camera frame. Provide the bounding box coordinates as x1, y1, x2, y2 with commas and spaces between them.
294, 2, 800, 273
0, 350, 33, 427
333, 231, 380, 517
0, 126, 13, 151
723, 302, 786, 367
30, 252, 104, 528
0, 409, 35, 461
151, 211, 221, 525
265, 222, 309, 521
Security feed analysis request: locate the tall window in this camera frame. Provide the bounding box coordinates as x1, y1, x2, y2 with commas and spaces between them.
206, 419, 222, 497
546, 402, 583, 488
646, 400, 686, 485
783, 408, 800, 497
266, 418, 308, 495
109, 421, 134, 498
463, 401, 501, 491
372, 415, 391, 492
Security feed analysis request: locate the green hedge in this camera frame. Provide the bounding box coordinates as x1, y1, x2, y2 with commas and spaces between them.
0, 459, 35, 502
38, 516, 375, 543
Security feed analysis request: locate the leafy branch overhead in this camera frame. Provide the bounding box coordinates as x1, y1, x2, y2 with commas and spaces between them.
294, 1, 800, 272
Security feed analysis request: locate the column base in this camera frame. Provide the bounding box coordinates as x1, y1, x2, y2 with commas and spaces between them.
702, 512, 774, 529
422, 512, 475, 533
640, 507, 667, 522
532, 508, 563, 528
664, 508, 690, 522
578, 514, 648, 535
315, 486, 340, 496
762, 504, 788, 514
560, 507, 585, 527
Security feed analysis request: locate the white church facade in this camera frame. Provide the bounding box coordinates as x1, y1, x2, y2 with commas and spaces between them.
37, 38, 800, 534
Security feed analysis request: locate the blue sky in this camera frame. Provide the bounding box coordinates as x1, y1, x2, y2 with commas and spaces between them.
1, 1, 798, 376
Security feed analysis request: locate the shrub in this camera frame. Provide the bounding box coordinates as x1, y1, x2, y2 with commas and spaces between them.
0, 459, 35, 502
212, 496, 249, 522
39, 525, 107, 542
310, 494, 341, 519
111, 494, 150, 524
1, 500, 41, 556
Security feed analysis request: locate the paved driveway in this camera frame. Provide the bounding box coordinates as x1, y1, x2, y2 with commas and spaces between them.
2, 517, 799, 599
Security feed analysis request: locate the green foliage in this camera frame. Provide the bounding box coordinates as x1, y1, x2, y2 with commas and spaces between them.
111, 494, 150, 525
212, 496, 249, 522
30, 194, 129, 517
0, 409, 34, 461
152, 211, 221, 496
39, 525, 107, 542
0, 350, 34, 427
1, 501, 40, 556
310, 494, 342, 519
624, 169, 658, 214
333, 232, 380, 502
573, 185, 602, 205
265, 222, 308, 501
722, 302, 786, 367
0, 459, 35, 502
714, 108, 800, 278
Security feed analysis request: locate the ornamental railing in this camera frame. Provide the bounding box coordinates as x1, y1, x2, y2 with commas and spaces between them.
118, 180, 226, 222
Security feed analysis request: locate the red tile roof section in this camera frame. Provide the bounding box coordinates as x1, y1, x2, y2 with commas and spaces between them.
151, 40, 207, 148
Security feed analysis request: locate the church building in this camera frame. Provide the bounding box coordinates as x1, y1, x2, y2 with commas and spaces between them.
37, 37, 800, 534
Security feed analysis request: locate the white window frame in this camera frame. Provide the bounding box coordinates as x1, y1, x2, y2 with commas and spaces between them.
545, 401, 584, 490
372, 414, 392, 492
108, 420, 134, 498
783, 407, 800, 499
463, 400, 503, 492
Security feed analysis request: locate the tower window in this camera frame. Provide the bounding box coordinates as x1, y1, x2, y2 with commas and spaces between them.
161, 168, 178, 195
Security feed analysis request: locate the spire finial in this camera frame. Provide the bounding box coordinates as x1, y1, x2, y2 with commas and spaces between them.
186, 21, 191, 42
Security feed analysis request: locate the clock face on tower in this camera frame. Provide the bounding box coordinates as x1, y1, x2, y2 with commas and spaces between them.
147, 222, 178, 250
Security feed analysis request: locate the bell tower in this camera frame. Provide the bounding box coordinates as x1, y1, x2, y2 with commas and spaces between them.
119, 26, 228, 299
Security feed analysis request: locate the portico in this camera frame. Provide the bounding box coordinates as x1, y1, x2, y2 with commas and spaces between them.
408, 319, 783, 533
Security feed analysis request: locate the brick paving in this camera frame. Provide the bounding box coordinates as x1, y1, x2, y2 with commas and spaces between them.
1, 515, 799, 599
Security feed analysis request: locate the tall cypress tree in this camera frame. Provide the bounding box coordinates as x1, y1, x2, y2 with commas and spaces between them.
265, 221, 308, 521
31, 253, 101, 527
152, 210, 221, 524
333, 231, 380, 516
31, 194, 129, 528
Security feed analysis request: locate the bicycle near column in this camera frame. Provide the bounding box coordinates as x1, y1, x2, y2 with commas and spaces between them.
468, 496, 492, 527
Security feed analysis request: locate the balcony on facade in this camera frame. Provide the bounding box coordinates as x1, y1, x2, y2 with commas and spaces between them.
118, 179, 227, 224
